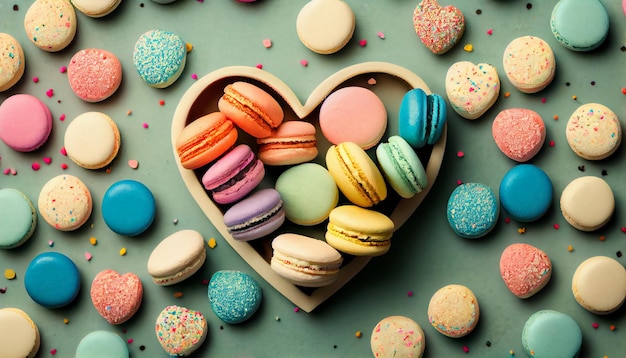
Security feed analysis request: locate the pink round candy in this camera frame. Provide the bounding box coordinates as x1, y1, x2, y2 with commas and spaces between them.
67, 48, 122, 102
0, 94, 52, 152
492, 108, 545, 162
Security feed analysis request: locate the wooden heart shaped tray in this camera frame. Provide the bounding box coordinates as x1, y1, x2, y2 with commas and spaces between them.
171, 62, 446, 312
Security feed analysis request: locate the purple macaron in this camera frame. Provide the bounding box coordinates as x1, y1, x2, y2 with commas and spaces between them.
223, 188, 285, 241
202, 144, 265, 204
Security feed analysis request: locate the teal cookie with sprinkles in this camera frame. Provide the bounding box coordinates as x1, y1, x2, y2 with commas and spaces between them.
208, 270, 262, 324
132, 29, 187, 88
447, 182, 499, 239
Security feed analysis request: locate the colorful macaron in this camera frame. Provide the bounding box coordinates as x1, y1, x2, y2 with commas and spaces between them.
428, 284, 479, 338
376, 136, 428, 199
72, 0, 122, 17
176, 112, 239, 170
90, 269, 143, 325
572, 256, 626, 314
67, 48, 123, 102
0, 94, 52, 152
218, 81, 284, 138
447, 182, 499, 239
371, 316, 426, 358
500, 243, 552, 299
275, 163, 338, 225
398, 88, 446, 149
271, 233, 343, 287
0, 188, 37, 249
492, 108, 546, 162
202, 144, 265, 205
565, 103, 621, 160
0, 33, 25, 92
445, 61, 500, 120
24, 0, 77, 52
499, 164, 553, 222
223, 189, 285, 241
560, 176, 614, 231
38, 174, 93, 231
413, 0, 465, 55
0, 308, 40, 358
326, 142, 387, 208
550, 0, 609, 51
155, 305, 208, 357
63, 112, 121, 169
208, 270, 263, 324
326, 205, 394, 257
133, 29, 187, 88
522, 310, 582, 357
257, 121, 318, 166
502, 36, 556, 93
75, 331, 129, 358
147, 229, 207, 285
319, 86, 387, 150
102, 180, 156, 236
24, 252, 80, 308
295, 0, 355, 54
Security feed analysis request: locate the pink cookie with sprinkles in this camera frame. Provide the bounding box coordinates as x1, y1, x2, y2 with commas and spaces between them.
90, 269, 143, 325
565, 103, 621, 160
413, 0, 465, 55
445, 61, 500, 120
68, 48, 123, 102
155, 305, 208, 357
492, 108, 546, 162
500, 243, 552, 298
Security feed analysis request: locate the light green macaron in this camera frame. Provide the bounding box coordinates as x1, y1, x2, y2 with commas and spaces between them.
376, 136, 428, 199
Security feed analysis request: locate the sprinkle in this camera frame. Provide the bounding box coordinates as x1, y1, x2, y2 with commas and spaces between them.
159, 99, 165, 106
173, 218, 179, 225
256, 64, 263, 69
105, 168, 112, 174
46, 89, 54, 97
142, 122, 149, 128
89, 237, 97, 245
622, 227, 626, 233
294, 307, 300, 313
486, 29, 493, 35
299, 59, 308, 67
578, 165, 585, 172
549, 140, 555, 147
262, 39, 272, 48
61, 163, 68, 170
486, 341, 491, 347
541, 97, 546, 103
463, 345, 470, 353
85, 252, 93, 261
10, 169, 16, 175
173, 292, 183, 298
4, 268, 16, 280
33, 77, 39, 83
476, 9, 482, 15
201, 279, 209, 285
127, 338, 134, 344
13, 5, 18, 11
504, 217, 511, 224
48, 240, 54, 247
275, 316, 281, 321
463, 44, 473, 52
610, 325, 616, 331
526, 3, 532, 9
185, 43, 193, 52
571, 95, 577, 100
622, 88, 626, 95
590, 81, 596, 86
43, 157, 52, 164
50, 349, 57, 355
128, 159, 139, 169
59, 114, 66, 121
139, 346, 146, 351
31, 162, 40, 171
377, 31, 385, 39
359, 39, 367, 47
191, 73, 198, 80
504, 92, 510, 98
553, 115, 559, 120
599, 235, 606, 241
367, 78, 377, 85
0, 287, 6, 294
407, 291, 413, 297
568, 245, 574, 252
456, 179, 463, 185
553, 224, 559, 230
119, 247, 127, 256
59, 66, 67, 73
457, 151, 465, 158
355, 331, 362, 338
509, 350, 515, 356
518, 227, 526, 234
208, 238, 217, 249
601, 169, 608, 176
2, 168, 9, 175
592, 322, 599, 329
617, 251, 622, 258
126, 110, 132, 116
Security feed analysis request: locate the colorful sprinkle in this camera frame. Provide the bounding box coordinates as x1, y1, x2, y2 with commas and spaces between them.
486, 29, 493, 35
46, 89, 54, 97
128, 159, 139, 169
48, 240, 54, 247
126, 110, 132, 116
572, 95, 577, 100
407, 291, 413, 297
85, 252, 93, 261
50, 349, 57, 355
610, 325, 616, 331
359, 39, 367, 47
599, 236, 606, 241
127, 338, 134, 344
173, 292, 183, 298
553, 224, 559, 230
43, 157, 52, 164
463, 345, 470, 353
173, 218, 179, 225
377, 31, 385, 39
568, 245, 574, 252
185, 43, 193, 52
275, 316, 281, 321
191, 73, 198, 80
621, 88, 626, 95
518, 227, 526, 234
61, 163, 68, 170
553, 115, 559, 120
59, 66, 67, 73
504, 217, 511, 224
367, 78, 377, 85
463, 44, 473, 52
355, 331, 362, 338
4, 268, 16, 280
59, 114, 66, 121
0, 287, 6, 294
541, 97, 546, 103
208, 238, 217, 249
89, 237, 97, 245
294, 307, 300, 313
504, 91, 510, 98
159, 99, 165, 106
63, 318, 69, 324
262, 39, 272, 48
142, 122, 149, 128
119, 247, 127, 256
592, 322, 599, 329
33, 77, 39, 83
299, 59, 308, 67
549, 140, 555, 147
457, 151, 465, 158
31, 162, 40, 171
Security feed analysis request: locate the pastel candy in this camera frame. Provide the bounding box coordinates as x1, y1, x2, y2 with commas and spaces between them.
413, 0, 465, 55
502, 36, 556, 93
38, 175, 93, 231
208, 270, 262, 324
296, 0, 355, 54
499, 164, 553, 222
445, 61, 500, 120
447, 182, 499, 239
522, 310, 582, 357
551, 0, 609, 51
565, 103, 621, 160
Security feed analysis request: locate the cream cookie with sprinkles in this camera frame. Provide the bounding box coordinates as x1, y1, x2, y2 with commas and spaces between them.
155, 305, 208, 356
0, 33, 25, 92
23, 0, 77, 52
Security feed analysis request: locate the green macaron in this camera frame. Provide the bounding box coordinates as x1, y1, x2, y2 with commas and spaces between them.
376, 136, 428, 199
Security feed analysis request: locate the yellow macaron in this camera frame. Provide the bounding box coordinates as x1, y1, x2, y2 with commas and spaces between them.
325, 205, 394, 256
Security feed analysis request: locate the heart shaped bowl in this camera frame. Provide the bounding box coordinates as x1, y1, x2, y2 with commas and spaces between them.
171, 62, 446, 312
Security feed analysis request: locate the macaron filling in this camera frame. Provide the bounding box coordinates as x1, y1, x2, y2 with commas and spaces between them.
222, 84, 274, 133
152, 249, 207, 285
326, 223, 391, 246
271, 250, 342, 276
382, 140, 424, 195
177, 118, 235, 163
206, 155, 262, 193
227, 200, 284, 234
332, 144, 383, 205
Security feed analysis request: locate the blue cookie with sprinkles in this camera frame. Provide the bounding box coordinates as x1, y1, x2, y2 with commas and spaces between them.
447, 182, 499, 239
208, 270, 262, 324
132, 29, 187, 88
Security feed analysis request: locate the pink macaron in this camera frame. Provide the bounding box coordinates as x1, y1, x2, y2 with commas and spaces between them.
202, 144, 265, 204
257, 121, 318, 166
0, 94, 52, 152
67, 48, 123, 102
492, 108, 546, 162
319, 86, 387, 150
500, 243, 552, 298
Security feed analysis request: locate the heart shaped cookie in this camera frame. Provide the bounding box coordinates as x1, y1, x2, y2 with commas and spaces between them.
413, 0, 465, 55
445, 61, 500, 120
90, 269, 143, 325
171, 62, 446, 312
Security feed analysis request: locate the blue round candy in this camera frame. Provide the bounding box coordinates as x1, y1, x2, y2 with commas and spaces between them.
447, 182, 499, 239
208, 271, 262, 324
499, 164, 552, 222
102, 180, 156, 236
24, 252, 80, 308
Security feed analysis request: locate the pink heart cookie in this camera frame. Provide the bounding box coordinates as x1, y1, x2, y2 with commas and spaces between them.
445, 61, 500, 120
90, 269, 143, 325
500, 243, 552, 299
413, 0, 465, 55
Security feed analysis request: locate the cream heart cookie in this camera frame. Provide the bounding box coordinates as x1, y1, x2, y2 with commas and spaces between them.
172, 62, 447, 312
413, 0, 465, 55
155, 305, 208, 356
445, 61, 500, 120
90, 269, 143, 325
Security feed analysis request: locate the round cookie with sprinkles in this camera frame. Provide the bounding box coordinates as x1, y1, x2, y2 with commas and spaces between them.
23, 0, 77, 52
371, 316, 426, 358
447, 182, 499, 239
38, 174, 93, 231
208, 270, 262, 324
155, 305, 208, 356
0, 33, 25, 92
502, 36, 556, 94
67, 49, 123, 102
133, 29, 187, 88
565, 103, 621, 160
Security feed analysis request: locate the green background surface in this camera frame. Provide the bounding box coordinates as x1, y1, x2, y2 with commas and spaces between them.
1, 0, 626, 357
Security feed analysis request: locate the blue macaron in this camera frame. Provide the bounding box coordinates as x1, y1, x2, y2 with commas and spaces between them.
208, 270, 262, 324
447, 182, 499, 239
398, 88, 446, 148
499, 164, 552, 222
102, 180, 156, 236
376, 135, 428, 198
24, 252, 81, 308
522, 310, 582, 357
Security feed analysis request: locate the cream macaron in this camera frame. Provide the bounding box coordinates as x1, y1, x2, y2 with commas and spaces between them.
147, 230, 207, 286
64, 112, 121, 169
296, 0, 355, 54
572, 256, 626, 314
0, 308, 40, 358
560, 176, 614, 231
72, 0, 122, 17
